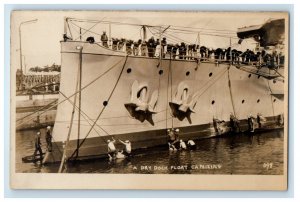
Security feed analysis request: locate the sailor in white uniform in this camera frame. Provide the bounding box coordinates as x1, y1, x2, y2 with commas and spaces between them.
107, 137, 117, 159
119, 139, 132, 156
179, 139, 187, 150
187, 140, 196, 150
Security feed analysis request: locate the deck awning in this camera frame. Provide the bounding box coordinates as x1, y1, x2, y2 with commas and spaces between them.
237, 19, 285, 47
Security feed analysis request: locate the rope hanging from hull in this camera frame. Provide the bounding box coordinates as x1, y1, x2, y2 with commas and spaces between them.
227, 66, 237, 117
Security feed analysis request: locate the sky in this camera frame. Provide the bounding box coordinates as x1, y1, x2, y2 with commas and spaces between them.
11, 11, 286, 72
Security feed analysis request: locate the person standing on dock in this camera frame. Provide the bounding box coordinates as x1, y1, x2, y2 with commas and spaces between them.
107, 137, 117, 159
45, 126, 52, 152
119, 139, 132, 157
33, 132, 43, 162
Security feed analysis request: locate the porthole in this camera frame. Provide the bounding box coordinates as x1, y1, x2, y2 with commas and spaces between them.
186, 71, 190, 76
248, 74, 252, 78
273, 99, 276, 102
159, 70, 163, 75
127, 68, 132, 73
103, 101, 108, 106
209, 72, 213, 77
242, 99, 245, 104
211, 100, 215, 105
257, 99, 260, 103
273, 80, 276, 84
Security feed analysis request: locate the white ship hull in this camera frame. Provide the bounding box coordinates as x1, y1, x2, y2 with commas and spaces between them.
44, 41, 284, 163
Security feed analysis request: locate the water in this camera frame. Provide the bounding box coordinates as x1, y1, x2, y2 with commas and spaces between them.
15, 129, 284, 175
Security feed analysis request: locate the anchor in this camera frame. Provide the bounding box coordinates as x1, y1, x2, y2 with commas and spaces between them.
125, 80, 158, 125
169, 82, 199, 123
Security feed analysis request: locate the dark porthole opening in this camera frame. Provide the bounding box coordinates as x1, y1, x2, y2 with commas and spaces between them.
159, 70, 163, 75
242, 99, 245, 104
257, 99, 260, 103
127, 68, 132, 74
248, 74, 252, 78
273, 80, 276, 84
273, 99, 276, 102
186, 71, 190, 76
103, 101, 108, 106
209, 72, 213, 77
211, 100, 215, 105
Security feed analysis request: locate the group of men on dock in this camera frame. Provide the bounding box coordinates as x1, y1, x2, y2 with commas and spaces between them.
33, 125, 52, 162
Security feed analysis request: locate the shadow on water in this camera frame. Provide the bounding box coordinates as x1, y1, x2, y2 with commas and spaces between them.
16, 130, 284, 175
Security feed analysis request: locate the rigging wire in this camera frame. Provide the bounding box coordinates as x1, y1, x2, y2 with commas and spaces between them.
67, 18, 239, 43
69, 21, 102, 36
67, 18, 237, 33
68, 55, 128, 160
59, 91, 110, 138
16, 56, 126, 127
74, 17, 106, 41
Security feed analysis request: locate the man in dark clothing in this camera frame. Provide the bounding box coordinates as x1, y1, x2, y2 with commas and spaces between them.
147, 37, 156, 57
161, 37, 167, 58
112, 38, 119, 51
226, 47, 231, 61
172, 44, 179, 59
118, 38, 126, 51
200, 46, 207, 58
166, 44, 173, 58
126, 40, 133, 55
188, 44, 196, 60
101, 31, 108, 48
231, 49, 238, 63
133, 39, 142, 56
214, 48, 223, 60
46, 126, 52, 152
179, 42, 186, 59
33, 132, 43, 161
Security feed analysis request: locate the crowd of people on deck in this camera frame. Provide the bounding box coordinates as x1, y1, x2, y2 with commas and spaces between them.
90, 31, 284, 68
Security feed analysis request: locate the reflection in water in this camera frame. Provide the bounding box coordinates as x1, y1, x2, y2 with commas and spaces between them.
16, 130, 284, 175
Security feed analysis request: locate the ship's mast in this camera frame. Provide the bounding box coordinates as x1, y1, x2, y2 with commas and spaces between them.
109, 22, 112, 48
142, 25, 147, 41
64, 17, 67, 35
197, 32, 200, 47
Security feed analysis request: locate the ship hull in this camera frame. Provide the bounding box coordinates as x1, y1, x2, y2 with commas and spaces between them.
44, 41, 284, 163
44, 115, 281, 163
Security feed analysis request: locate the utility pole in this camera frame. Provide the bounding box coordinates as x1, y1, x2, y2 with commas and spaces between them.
19, 19, 38, 74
